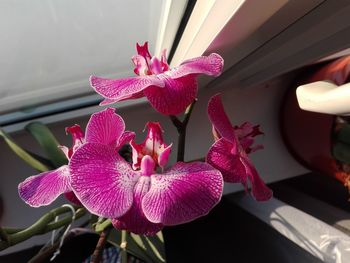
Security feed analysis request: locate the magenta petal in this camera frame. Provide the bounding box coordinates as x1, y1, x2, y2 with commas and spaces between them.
169, 53, 223, 79
99, 92, 145, 106
132, 55, 150, 76
158, 144, 172, 169
136, 42, 152, 60
144, 75, 197, 115
206, 138, 246, 183
206, 138, 272, 200
208, 94, 238, 143
18, 165, 71, 207
99, 98, 119, 106
116, 131, 135, 150
242, 158, 273, 201
85, 108, 125, 146
142, 162, 223, 225
90, 75, 164, 101
112, 176, 163, 235
70, 143, 139, 218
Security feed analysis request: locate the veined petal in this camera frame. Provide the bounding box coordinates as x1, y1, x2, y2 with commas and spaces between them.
116, 131, 135, 150
112, 176, 163, 235
168, 53, 223, 79
142, 162, 223, 225
160, 49, 169, 72
206, 138, 246, 183
208, 94, 237, 143
90, 75, 164, 101
206, 138, 272, 201
99, 91, 145, 106
59, 145, 70, 159
131, 122, 172, 169
65, 124, 85, 158
144, 75, 197, 115
242, 158, 273, 201
136, 42, 152, 60
70, 143, 139, 218
132, 55, 151, 76
158, 144, 172, 169
18, 165, 71, 207
85, 108, 125, 146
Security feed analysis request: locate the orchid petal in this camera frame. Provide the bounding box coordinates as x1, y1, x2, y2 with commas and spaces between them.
130, 122, 171, 169
85, 108, 124, 146
206, 138, 246, 183
90, 75, 164, 101
136, 42, 151, 60
150, 57, 162, 75
112, 176, 163, 235
99, 91, 145, 106
160, 49, 169, 72
65, 124, 85, 159
70, 143, 139, 218
130, 139, 144, 170
58, 145, 70, 159
158, 144, 172, 169
242, 158, 273, 201
144, 75, 197, 115
168, 53, 223, 79
18, 165, 71, 207
208, 94, 237, 143
206, 138, 272, 200
132, 55, 151, 76
142, 162, 223, 225
116, 131, 135, 150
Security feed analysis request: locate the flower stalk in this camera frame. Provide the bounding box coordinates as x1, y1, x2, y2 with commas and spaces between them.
121, 230, 128, 263
170, 99, 197, 162
90, 225, 113, 263
0, 206, 86, 251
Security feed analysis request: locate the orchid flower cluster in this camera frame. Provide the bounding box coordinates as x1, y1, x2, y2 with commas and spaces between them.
18, 42, 272, 239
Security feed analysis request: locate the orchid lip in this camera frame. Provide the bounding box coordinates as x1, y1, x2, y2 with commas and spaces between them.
140, 155, 155, 176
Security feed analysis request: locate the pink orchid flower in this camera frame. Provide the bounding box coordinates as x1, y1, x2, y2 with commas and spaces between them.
90, 42, 224, 115
18, 108, 134, 207
70, 122, 223, 235
206, 94, 272, 201
130, 122, 172, 170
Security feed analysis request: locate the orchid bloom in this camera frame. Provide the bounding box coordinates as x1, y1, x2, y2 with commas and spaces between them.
70, 122, 223, 235
130, 122, 172, 170
18, 108, 134, 207
206, 94, 272, 201
90, 42, 224, 115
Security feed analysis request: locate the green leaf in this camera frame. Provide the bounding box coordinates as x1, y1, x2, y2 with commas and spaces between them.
130, 233, 166, 263
25, 122, 67, 167
107, 229, 154, 263
146, 232, 166, 262
333, 141, 350, 164
107, 230, 166, 263
0, 129, 50, 172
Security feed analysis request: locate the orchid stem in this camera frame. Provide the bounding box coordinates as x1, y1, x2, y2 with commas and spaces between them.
0, 206, 86, 251
121, 230, 128, 263
90, 225, 112, 263
170, 100, 197, 162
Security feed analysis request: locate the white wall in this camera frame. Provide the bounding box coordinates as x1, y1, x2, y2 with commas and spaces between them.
0, 71, 308, 254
